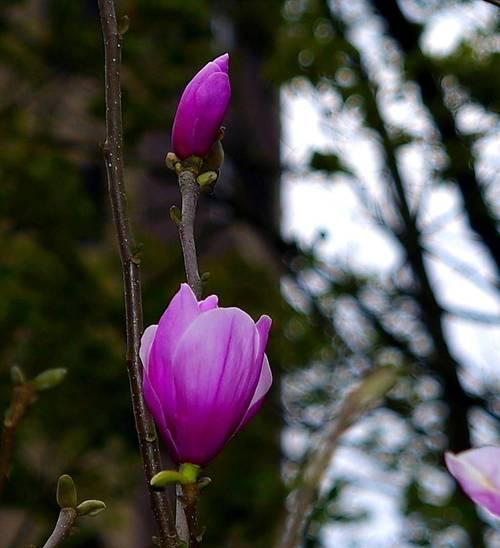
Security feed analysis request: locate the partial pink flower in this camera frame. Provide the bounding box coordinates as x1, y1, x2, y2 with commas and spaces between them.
140, 284, 272, 466
445, 447, 500, 516
171, 53, 231, 160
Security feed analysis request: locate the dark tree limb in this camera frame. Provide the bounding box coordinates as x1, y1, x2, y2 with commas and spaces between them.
96, 1, 177, 545
372, 0, 500, 278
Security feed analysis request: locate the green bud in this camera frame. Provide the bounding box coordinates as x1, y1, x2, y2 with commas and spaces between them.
165, 152, 180, 171
33, 368, 67, 391
77, 499, 107, 517
11, 366, 26, 385
200, 272, 211, 283
170, 205, 182, 226
118, 15, 130, 35
57, 474, 77, 509
197, 171, 218, 190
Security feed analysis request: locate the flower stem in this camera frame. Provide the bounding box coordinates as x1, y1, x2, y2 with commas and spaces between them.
178, 170, 202, 299
182, 482, 202, 548
96, 1, 177, 545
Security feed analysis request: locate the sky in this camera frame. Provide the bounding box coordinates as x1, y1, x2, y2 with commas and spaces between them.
280, 0, 499, 545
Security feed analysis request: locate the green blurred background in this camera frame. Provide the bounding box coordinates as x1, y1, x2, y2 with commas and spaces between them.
0, 0, 499, 546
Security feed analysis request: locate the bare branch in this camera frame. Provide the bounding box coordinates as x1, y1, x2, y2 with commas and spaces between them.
42, 508, 78, 548
177, 170, 203, 299
96, 1, 177, 545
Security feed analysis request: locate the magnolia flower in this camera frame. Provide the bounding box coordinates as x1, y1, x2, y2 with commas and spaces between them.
140, 284, 272, 466
171, 53, 231, 160
445, 446, 500, 516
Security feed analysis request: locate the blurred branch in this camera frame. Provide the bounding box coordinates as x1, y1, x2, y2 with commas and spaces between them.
372, 0, 500, 279
96, 2, 177, 546
0, 367, 66, 497
275, 367, 397, 548
0, 380, 35, 497
444, 306, 500, 324
482, 0, 500, 7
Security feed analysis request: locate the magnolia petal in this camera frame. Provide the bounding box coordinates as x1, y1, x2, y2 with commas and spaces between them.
172, 55, 230, 159
190, 71, 231, 157
170, 307, 261, 464
139, 324, 158, 371
236, 355, 273, 432
142, 371, 179, 462
199, 294, 218, 312
445, 447, 500, 517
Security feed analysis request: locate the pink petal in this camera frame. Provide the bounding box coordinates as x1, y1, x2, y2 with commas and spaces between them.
139, 324, 158, 371
199, 294, 218, 312
445, 447, 500, 517
169, 307, 261, 464
143, 370, 179, 462
236, 355, 273, 432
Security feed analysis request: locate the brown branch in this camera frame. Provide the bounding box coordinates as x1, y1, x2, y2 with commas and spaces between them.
177, 170, 202, 299
42, 508, 78, 548
96, 2, 177, 546
182, 483, 202, 548
0, 383, 35, 497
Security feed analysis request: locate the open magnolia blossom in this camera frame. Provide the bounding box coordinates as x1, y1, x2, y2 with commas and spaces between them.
445, 446, 500, 517
140, 284, 272, 466
171, 53, 231, 160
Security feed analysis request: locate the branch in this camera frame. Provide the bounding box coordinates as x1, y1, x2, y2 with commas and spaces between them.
482, 0, 500, 7
42, 508, 78, 548
0, 382, 35, 497
178, 170, 202, 299
275, 368, 397, 548
96, 2, 177, 545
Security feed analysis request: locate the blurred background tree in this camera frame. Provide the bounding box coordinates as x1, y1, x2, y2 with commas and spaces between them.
0, 0, 498, 547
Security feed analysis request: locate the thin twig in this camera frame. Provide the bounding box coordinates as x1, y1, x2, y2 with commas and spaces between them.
96, 1, 177, 546
178, 170, 202, 299
0, 383, 35, 497
42, 508, 78, 548
182, 483, 202, 548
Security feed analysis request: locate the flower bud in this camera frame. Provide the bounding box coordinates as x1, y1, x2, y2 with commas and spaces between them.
57, 474, 77, 509
77, 499, 107, 517
171, 54, 231, 160
140, 284, 272, 465
445, 446, 500, 516
33, 368, 67, 391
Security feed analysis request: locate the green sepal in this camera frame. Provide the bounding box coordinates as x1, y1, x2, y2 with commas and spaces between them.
179, 463, 200, 484
77, 499, 107, 517
57, 474, 77, 509
150, 470, 185, 488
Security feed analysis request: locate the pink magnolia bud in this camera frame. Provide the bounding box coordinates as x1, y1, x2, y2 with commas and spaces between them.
445, 447, 500, 516
140, 284, 272, 466
171, 54, 231, 160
